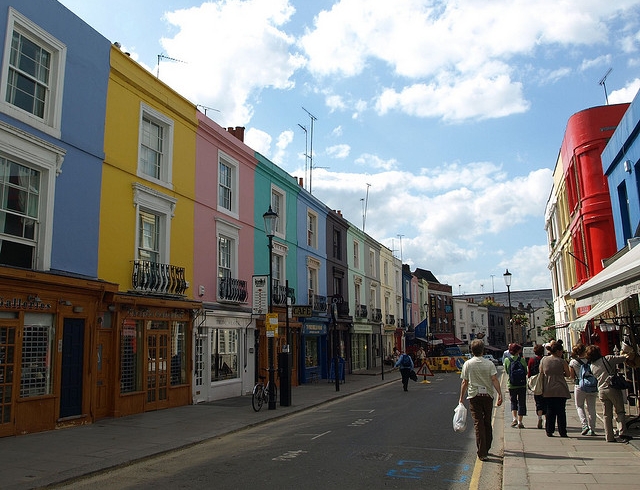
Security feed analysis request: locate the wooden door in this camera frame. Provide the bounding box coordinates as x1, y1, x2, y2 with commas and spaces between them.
145, 331, 169, 411
0, 321, 17, 437
60, 318, 84, 419
94, 329, 113, 419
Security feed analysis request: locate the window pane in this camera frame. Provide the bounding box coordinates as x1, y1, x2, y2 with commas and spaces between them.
211, 328, 238, 382
219, 162, 232, 210
170, 322, 186, 385
140, 117, 163, 179
138, 211, 159, 262
120, 320, 143, 393
7, 31, 50, 118
20, 314, 54, 397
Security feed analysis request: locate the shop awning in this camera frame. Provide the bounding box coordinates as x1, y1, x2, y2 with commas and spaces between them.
567, 297, 627, 332
414, 318, 427, 338
570, 242, 640, 306
434, 333, 464, 345
484, 345, 503, 352
416, 336, 443, 345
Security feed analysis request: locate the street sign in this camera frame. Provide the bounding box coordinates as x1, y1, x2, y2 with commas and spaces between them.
252, 275, 268, 315
291, 305, 312, 317
266, 313, 278, 338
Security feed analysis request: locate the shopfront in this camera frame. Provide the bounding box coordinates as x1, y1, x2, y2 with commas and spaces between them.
350, 324, 371, 371
108, 294, 201, 418
192, 309, 255, 403
0, 267, 118, 438
301, 321, 327, 382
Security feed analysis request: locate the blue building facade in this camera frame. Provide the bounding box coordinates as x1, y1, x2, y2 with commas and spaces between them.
602, 90, 640, 249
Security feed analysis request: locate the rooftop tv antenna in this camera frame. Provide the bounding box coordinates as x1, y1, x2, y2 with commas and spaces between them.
302, 107, 317, 193
197, 105, 220, 117
362, 183, 371, 232
599, 68, 612, 105
298, 124, 309, 191
157, 54, 186, 78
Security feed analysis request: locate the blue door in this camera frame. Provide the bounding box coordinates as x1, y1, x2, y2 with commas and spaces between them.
60, 318, 84, 418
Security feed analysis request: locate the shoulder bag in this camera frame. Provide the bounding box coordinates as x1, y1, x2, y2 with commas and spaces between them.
603, 357, 632, 390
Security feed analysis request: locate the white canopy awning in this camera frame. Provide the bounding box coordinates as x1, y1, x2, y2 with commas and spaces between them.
570, 243, 640, 306
567, 297, 627, 332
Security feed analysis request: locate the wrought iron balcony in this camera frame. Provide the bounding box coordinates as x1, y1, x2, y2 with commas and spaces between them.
132, 260, 188, 296
309, 293, 328, 314
272, 280, 296, 306
355, 304, 368, 319
218, 277, 248, 303
371, 308, 382, 322
337, 302, 350, 317
398, 319, 406, 329
386, 314, 395, 325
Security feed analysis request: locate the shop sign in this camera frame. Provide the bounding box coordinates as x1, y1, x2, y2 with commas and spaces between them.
0, 296, 52, 311
292, 305, 312, 317
303, 323, 327, 335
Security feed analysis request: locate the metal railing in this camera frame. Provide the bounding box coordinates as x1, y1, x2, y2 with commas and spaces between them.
355, 304, 368, 319
272, 281, 296, 306
309, 293, 328, 313
386, 314, 395, 325
218, 277, 248, 303
371, 308, 382, 322
132, 260, 188, 295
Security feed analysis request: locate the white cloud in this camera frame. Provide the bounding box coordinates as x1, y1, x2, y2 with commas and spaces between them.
245, 128, 272, 157
157, 0, 305, 127
326, 144, 351, 159
609, 79, 640, 104
325, 94, 347, 112
354, 153, 399, 170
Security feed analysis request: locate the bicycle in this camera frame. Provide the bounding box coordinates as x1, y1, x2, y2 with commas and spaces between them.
252, 369, 277, 412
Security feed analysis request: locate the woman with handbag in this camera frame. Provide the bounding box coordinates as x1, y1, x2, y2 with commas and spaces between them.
585, 344, 635, 442
527, 344, 546, 429
540, 342, 571, 437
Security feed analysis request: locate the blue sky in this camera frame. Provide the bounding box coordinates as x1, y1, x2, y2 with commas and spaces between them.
58, 0, 640, 294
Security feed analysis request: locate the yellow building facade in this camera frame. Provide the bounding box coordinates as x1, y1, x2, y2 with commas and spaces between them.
96, 46, 201, 418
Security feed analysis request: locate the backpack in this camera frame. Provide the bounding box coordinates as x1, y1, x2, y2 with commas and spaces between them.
401, 354, 412, 368
578, 360, 598, 393
508, 355, 527, 386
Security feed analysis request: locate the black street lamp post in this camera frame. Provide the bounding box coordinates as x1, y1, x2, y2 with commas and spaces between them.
263, 206, 278, 410
503, 269, 513, 343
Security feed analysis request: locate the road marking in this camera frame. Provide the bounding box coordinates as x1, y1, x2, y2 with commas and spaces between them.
349, 409, 375, 413
311, 431, 331, 440
349, 418, 373, 427
386, 461, 470, 482
272, 449, 307, 461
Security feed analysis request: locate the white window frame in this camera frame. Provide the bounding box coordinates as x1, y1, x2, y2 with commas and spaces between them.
137, 103, 174, 188
0, 120, 63, 271
270, 185, 285, 238
307, 209, 317, 248
217, 151, 238, 218
132, 183, 176, 263
215, 217, 240, 279
0, 8, 66, 138
353, 240, 360, 269
272, 241, 288, 286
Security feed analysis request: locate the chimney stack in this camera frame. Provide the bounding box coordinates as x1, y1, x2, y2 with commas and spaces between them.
227, 126, 245, 142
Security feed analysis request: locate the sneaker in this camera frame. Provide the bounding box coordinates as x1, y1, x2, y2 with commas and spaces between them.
511, 420, 518, 427
619, 434, 633, 441
537, 419, 543, 429
581, 426, 589, 436
587, 429, 596, 436
518, 423, 525, 429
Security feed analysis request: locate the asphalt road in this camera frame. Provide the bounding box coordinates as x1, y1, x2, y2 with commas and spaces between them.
54, 373, 503, 489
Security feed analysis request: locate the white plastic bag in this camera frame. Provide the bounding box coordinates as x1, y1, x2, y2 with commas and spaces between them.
453, 402, 468, 432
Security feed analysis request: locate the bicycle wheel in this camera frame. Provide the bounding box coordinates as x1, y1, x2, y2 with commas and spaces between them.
252, 385, 264, 412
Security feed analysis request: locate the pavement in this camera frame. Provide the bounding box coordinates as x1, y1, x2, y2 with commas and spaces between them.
1, 367, 640, 489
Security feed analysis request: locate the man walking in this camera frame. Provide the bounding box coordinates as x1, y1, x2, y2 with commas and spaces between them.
459, 339, 503, 461
394, 350, 414, 391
